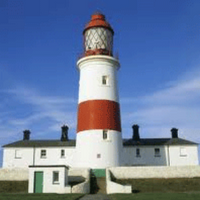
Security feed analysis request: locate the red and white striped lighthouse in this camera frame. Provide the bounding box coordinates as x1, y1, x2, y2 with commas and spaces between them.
75, 12, 123, 168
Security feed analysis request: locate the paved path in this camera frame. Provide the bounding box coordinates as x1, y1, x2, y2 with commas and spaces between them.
79, 194, 111, 200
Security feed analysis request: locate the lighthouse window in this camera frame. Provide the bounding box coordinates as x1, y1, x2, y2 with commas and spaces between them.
102, 76, 108, 85
97, 154, 101, 158
103, 130, 108, 140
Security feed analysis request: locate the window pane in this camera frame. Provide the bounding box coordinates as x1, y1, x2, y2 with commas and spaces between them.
15, 150, 22, 158
61, 149, 65, 157
102, 76, 108, 85
155, 148, 160, 157
103, 130, 108, 139
97, 154, 101, 158
41, 150, 46, 158
53, 171, 59, 183
180, 147, 187, 156
136, 148, 140, 157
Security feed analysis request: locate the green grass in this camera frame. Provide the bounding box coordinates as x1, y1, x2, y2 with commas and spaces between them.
115, 178, 200, 193
110, 192, 200, 200
0, 181, 28, 193
0, 194, 84, 200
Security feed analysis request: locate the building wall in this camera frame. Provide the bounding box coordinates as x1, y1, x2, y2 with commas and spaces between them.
75, 130, 122, 168
169, 145, 199, 166
77, 55, 119, 103
29, 166, 70, 193
122, 145, 199, 166
34, 147, 75, 167
3, 147, 76, 169
0, 168, 28, 180
108, 165, 200, 179
3, 148, 34, 168
2, 144, 198, 169
122, 146, 168, 166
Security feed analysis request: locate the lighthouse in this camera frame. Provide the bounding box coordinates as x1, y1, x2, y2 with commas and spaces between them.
75, 12, 123, 168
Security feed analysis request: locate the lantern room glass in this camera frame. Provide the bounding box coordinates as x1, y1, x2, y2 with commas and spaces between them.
84, 27, 113, 55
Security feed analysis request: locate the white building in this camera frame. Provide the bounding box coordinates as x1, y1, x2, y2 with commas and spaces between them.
2, 125, 199, 169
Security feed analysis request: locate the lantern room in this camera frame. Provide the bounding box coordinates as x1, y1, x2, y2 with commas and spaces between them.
83, 12, 114, 56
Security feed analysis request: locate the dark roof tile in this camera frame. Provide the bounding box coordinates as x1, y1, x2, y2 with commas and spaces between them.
123, 138, 198, 146
2, 140, 76, 148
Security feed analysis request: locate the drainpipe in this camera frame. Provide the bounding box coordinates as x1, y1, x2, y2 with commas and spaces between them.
167, 145, 170, 166
33, 146, 36, 166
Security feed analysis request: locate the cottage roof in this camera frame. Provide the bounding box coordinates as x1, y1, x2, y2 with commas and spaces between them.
2, 139, 76, 148
123, 138, 198, 146
2, 137, 197, 148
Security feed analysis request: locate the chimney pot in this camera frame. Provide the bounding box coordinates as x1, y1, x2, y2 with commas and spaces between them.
132, 124, 140, 141
61, 125, 69, 141
171, 128, 178, 138
23, 130, 31, 140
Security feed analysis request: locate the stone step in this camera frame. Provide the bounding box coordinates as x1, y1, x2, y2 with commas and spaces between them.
90, 177, 106, 194
96, 177, 106, 194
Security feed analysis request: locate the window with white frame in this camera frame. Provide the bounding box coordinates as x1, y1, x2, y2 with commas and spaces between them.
53, 171, 59, 184
103, 130, 108, 140
180, 147, 187, 157
136, 148, 140, 157
40, 149, 46, 158
61, 149, 65, 158
15, 149, 22, 159
154, 148, 161, 157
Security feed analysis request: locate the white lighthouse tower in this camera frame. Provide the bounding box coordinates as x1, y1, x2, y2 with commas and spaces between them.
75, 12, 123, 168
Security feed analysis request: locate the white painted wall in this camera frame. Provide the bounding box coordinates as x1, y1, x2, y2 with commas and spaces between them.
106, 168, 132, 194
75, 130, 123, 168
108, 166, 200, 179
122, 146, 168, 166
75, 55, 123, 169
3, 147, 76, 169
2, 144, 198, 169
3, 148, 34, 168
122, 145, 198, 166
77, 55, 120, 103
34, 147, 76, 167
29, 166, 70, 194
169, 145, 199, 166
0, 168, 28, 180
69, 168, 90, 194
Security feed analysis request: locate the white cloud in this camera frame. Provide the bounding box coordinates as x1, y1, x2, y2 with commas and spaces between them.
0, 86, 77, 140
121, 67, 200, 142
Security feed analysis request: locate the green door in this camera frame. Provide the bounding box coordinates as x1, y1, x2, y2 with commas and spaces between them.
34, 172, 43, 193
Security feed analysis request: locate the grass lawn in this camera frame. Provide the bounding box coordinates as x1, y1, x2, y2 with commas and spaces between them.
115, 178, 200, 193
110, 192, 200, 200
0, 181, 28, 193
0, 194, 84, 200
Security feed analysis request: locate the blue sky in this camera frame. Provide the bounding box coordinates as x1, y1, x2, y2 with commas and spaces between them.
0, 0, 200, 166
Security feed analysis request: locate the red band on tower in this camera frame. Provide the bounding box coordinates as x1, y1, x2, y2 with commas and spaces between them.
77, 100, 121, 132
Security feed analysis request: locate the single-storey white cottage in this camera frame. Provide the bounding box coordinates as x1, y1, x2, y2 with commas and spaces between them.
2, 125, 199, 169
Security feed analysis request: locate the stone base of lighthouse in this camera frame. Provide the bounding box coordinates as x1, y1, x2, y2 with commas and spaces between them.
74, 130, 123, 168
